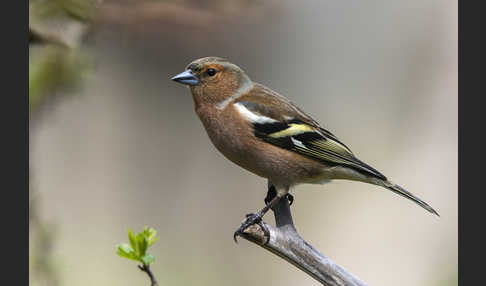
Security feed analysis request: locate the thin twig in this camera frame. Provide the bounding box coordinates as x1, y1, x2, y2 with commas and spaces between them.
239, 182, 368, 286
138, 264, 158, 286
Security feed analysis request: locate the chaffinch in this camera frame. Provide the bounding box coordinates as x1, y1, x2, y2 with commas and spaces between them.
172, 57, 438, 239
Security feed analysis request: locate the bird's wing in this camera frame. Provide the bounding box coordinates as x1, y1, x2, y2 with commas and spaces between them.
234, 85, 386, 180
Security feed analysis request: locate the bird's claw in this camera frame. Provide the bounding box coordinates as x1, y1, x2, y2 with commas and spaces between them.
233, 212, 264, 243
286, 193, 294, 206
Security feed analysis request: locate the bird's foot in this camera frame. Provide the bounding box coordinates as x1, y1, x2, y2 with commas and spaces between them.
233, 212, 266, 243
286, 193, 294, 206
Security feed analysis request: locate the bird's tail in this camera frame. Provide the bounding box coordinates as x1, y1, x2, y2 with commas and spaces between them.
376, 179, 439, 216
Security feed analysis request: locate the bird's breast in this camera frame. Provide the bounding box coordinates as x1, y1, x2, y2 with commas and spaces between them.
194, 105, 326, 187
195, 105, 250, 161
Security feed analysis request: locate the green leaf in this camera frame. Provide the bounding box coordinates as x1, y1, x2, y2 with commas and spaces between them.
116, 244, 139, 261
138, 232, 148, 256
140, 253, 155, 266
148, 235, 159, 247
143, 227, 159, 247
127, 229, 138, 254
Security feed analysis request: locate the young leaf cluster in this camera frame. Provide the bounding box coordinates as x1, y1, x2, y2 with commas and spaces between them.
117, 227, 159, 266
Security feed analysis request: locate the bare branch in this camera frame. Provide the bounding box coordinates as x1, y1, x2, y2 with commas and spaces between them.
138, 264, 158, 286
239, 186, 368, 286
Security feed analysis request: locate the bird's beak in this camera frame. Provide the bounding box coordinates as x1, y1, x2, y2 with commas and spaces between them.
171, 70, 200, 86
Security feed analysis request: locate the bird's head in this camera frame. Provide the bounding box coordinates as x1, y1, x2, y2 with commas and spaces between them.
171, 57, 252, 106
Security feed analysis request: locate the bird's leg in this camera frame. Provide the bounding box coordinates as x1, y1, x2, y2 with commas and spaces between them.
264, 184, 277, 206
234, 194, 282, 243
265, 185, 293, 206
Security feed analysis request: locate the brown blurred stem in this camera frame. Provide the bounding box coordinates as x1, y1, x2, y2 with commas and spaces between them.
239, 181, 368, 286
138, 264, 158, 286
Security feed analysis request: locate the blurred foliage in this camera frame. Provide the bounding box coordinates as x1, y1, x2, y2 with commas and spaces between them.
29, 45, 90, 114
117, 227, 160, 266
30, 0, 97, 23
29, 220, 60, 286
29, 1, 96, 286
29, 0, 96, 115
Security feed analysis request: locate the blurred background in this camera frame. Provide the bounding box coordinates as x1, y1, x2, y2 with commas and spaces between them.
29, 0, 457, 286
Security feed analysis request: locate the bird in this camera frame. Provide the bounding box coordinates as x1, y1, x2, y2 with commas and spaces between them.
171, 56, 439, 240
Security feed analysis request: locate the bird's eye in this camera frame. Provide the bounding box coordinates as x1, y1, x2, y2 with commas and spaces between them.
207, 68, 217, 76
